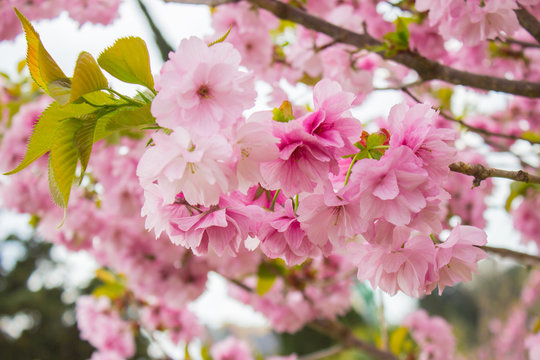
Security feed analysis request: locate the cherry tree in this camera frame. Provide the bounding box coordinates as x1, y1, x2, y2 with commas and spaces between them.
1, 0, 540, 359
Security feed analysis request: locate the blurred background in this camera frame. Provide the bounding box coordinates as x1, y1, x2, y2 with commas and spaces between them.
0, 0, 538, 359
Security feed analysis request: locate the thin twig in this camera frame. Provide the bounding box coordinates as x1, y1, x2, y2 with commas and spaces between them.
401, 87, 540, 145
137, 0, 174, 62
449, 161, 540, 186
309, 319, 400, 360
298, 345, 346, 360
227, 277, 398, 360
163, 0, 236, 4
482, 245, 540, 267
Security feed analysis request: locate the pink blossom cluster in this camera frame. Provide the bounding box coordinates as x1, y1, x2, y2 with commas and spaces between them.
404, 309, 456, 360
139, 35, 489, 300
231, 255, 354, 333
0, 0, 121, 41
76, 296, 135, 360
416, 0, 522, 46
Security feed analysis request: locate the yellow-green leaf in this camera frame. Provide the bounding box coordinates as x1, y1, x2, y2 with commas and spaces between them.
14, 9, 68, 94
4, 101, 94, 175
70, 52, 108, 103
105, 103, 155, 132
48, 79, 72, 106
74, 114, 99, 180
390, 326, 408, 355
98, 37, 154, 90
49, 118, 82, 208
256, 263, 277, 295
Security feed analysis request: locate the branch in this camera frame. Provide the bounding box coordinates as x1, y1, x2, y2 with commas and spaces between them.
449, 162, 540, 186
243, 0, 540, 98
309, 319, 399, 360
163, 0, 235, 4
298, 345, 346, 360
227, 278, 399, 360
482, 245, 540, 266
137, 0, 174, 62
515, 3, 540, 44
165, 0, 540, 97
401, 87, 540, 145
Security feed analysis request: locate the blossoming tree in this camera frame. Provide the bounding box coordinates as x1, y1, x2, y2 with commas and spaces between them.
2, 0, 540, 359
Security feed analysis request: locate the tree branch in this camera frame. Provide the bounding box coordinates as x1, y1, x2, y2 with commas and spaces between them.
514, 3, 540, 44
165, 0, 540, 97
401, 87, 540, 145
297, 345, 346, 360
482, 245, 540, 266
227, 278, 399, 360
309, 319, 399, 360
449, 162, 540, 186
163, 0, 235, 4
137, 0, 174, 62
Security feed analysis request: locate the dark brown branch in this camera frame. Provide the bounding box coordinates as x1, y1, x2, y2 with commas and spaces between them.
137, 0, 173, 62
297, 345, 346, 360
401, 87, 540, 145
309, 319, 399, 360
227, 278, 398, 360
449, 162, 540, 187
244, 0, 540, 98
482, 245, 540, 266
515, 3, 540, 44
163, 0, 235, 4
165, 0, 540, 97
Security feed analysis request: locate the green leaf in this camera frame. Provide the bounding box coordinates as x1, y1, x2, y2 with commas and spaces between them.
522, 131, 540, 143
104, 103, 155, 132
14, 9, 68, 93
98, 37, 154, 90
49, 118, 82, 208
390, 326, 408, 355
4, 101, 94, 175
505, 181, 531, 212
256, 263, 278, 295
272, 100, 294, 123
366, 133, 386, 149
93, 283, 126, 300
69, 52, 108, 103
74, 114, 99, 181
48, 79, 72, 106
208, 27, 232, 47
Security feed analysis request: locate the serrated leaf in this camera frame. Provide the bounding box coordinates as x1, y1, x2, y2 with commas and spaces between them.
104, 103, 155, 132
14, 9, 68, 94
74, 114, 99, 180
48, 156, 64, 208
69, 52, 108, 103
4, 101, 94, 175
49, 118, 82, 208
256, 263, 277, 295
98, 37, 154, 90
48, 79, 72, 105
366, 133, 386, 149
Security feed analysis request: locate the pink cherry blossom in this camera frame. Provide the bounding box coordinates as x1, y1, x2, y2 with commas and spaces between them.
345, 146, 429, 227
151, 36, 255, 135
137, 128, 234, 206
431, 225, 488, 294
404, 309, 456, 360
354, 226, 436, 297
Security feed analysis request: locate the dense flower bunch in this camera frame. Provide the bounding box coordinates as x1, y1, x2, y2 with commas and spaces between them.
3, 0, 540, 359
0, 0, 121, 41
